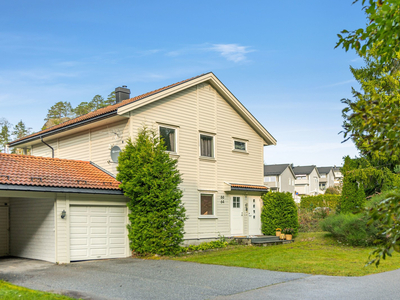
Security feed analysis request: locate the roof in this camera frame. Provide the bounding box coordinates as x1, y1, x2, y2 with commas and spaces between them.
0, 153, 122, 194
9, 72, 276, 147
317, 167, 333, 174
264, 164, 294, 176
9, 73, 205, 146
292, 165, 318, 176
230, 183, 269, 192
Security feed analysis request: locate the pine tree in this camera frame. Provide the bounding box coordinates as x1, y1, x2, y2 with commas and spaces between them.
12, 120, 32, 139
0, 118, 11, 152
116, 126, 186, 255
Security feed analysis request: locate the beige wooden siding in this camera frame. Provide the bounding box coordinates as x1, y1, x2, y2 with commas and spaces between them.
31, 139, 58, 158
59, 131, 90, 161
9, 198, 55, 262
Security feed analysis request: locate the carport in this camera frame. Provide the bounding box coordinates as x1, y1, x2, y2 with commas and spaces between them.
0, 153, 130, 263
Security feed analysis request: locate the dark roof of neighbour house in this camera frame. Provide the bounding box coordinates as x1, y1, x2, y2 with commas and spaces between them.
230, 183, 269, 192
317, 167, 334, 175
292, 165, 318, 176
264, 164, 290, 176
0, 153, 123, 195
333, 166, 342, 172
9, 73, 207, 147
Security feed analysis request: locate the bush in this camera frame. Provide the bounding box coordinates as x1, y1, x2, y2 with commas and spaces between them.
298, 207, 330, 232
325, 186, 341, 195
300, 194, 341, 210
181, 240, 228, 252
117, 126, 186, 255
321, 213, 379, 246
341, 176, 366, 213
261, 192, 299, 236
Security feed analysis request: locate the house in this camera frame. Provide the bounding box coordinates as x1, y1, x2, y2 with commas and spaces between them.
317, 167, 335, 192
263, 164, 296, 197
0, 153, 129, 263
333, 166, 343, 186
292, 165, 320, 196
5, 72, 276, 263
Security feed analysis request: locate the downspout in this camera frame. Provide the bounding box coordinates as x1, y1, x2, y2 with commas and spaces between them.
40, 136, 54, 158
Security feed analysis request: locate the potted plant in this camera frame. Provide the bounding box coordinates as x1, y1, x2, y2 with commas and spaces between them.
275, 228, 282, 237
283, 228, 294, 240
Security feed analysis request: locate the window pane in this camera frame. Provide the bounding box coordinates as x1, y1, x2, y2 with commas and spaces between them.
200, 135, 213, 157
160, 127, 175, 152
201, 194, 213, 215
234, 141, 246, 151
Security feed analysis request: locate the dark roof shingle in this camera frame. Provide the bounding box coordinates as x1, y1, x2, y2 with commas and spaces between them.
264, 164, 291, 176
292, 165, 317, 175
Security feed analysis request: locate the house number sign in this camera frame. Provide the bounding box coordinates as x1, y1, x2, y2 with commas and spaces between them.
220, 195, 225, 204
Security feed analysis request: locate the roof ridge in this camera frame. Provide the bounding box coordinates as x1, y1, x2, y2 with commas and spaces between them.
10, 73, 209, 145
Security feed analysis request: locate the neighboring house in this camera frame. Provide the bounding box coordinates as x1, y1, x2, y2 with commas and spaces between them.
0, 153, 128, 263
333, 166, 343, 186
292, 165, 320, 196
317, 167, 335, 192
264, 164, 296, 197
6, 72, 276, 263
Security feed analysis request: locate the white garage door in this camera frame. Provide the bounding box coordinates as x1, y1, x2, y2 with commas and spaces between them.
0, 207, 9, 257
70, 206, 128, 261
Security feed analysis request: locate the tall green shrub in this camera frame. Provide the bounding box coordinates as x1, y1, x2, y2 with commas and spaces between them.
117, 126, 186, 255
300, 194, 341, 210
261, 192, 299, 236
341, 176, 365, 214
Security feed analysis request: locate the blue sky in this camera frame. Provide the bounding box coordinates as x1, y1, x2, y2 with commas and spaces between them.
0, 0, 366, 166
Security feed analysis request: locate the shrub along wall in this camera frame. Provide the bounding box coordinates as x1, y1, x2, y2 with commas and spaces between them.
300, 194, 341, 210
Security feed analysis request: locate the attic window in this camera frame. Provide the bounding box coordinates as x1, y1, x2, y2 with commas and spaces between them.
234, 140, 246, 151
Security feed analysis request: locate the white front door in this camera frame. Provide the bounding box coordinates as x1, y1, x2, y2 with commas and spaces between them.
231, 196, 243, 235
248, 196, 262, 235
70, 206, 128, 261
0, 207, 9, 257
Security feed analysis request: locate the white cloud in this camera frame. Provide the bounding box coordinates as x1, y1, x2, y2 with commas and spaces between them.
209, 44, 254, 62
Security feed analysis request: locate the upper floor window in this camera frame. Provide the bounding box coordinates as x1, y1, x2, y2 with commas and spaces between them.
321, 174, 326, 178
296, 175, 307, 180
159, 126, 176, 152
264, 176, 276, 182
200, 134, 214, 158
234, 140, 246, 151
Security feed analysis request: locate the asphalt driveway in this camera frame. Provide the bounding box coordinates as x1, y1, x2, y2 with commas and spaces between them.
1, 257, 399, 300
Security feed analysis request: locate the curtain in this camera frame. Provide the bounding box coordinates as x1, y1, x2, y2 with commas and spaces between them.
200, 135, 213, 157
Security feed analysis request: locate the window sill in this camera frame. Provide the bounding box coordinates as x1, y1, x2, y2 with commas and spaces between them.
168, 152, 180, 158
232, 149, 248, 154
198, 216, 218, 219
199, 156, 216, 162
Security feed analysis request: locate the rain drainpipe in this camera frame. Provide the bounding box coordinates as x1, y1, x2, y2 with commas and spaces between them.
40, 136, 54, 158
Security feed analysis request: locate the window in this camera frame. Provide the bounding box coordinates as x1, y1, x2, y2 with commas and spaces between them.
234, 140, 246, 151
233, 196, 240, 208
200, 194, 214, 215
264, 176, 276, 182
296, 175, 306, 180
200, 134, 214, 157
321, 174, 326, 178
159, 126, 176, 152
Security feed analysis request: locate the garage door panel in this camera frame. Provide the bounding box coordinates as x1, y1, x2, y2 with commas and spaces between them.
70, 206, 127, 261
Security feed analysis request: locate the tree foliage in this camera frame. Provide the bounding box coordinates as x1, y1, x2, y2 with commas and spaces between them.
261, 192, 299, 237
0, 118, 12, 152
12, 120, 32, 139
300, 194, 342, 210
116, 126, 186, 255
336, 0, 400, 65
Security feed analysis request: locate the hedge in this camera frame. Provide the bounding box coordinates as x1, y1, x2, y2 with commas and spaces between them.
300, 194, 341, 210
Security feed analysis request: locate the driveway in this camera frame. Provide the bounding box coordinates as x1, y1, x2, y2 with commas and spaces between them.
0, 257, 399, 300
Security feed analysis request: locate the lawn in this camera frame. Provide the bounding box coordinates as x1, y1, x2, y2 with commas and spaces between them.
175, 232, 400, 276
0, 281, 75, 300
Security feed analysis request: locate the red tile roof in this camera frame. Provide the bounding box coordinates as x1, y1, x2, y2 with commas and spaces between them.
230, 184, 268, 190
10, 73, 206, 146
0, 153, 121, 191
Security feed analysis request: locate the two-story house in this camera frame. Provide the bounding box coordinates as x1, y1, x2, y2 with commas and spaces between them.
263, 164, 296, 197
317, 167, 335, 192
293, 165, 320, 196
2, 72, 276, 263
333, 166, 343, 186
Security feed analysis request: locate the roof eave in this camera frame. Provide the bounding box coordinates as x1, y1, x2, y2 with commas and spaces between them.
0, 184, 124, 195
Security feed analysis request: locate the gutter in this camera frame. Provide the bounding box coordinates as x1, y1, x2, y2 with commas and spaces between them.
41, 136, 54, 158
0, 184, 124, 195
9, 111, 118, 147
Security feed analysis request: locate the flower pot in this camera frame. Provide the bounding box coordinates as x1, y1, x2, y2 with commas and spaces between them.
286, 234, 292, 241
276, 231, 281, 237
279, 233, 286, 240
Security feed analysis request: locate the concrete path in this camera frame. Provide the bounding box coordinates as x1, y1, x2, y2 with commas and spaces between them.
0, 257, 399, 300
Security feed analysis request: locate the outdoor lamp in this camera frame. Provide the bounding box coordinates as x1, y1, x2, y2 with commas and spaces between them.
61, 210, 66, 219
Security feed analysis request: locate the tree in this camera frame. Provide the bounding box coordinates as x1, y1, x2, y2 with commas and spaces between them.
45, 101, 74, 121
12, 120, 32, 139
73, 102, 93, 116
89, 95, 105, 110
116, 126, 186, 255
0, 118, 11, 152
105, 91, 116, 106
336, 0, 400, 65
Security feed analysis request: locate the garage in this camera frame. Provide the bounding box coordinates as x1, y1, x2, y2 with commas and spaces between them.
0, 153, 129, 263
70, 206, 128, 261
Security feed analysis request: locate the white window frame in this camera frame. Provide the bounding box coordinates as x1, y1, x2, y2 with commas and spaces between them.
198, 192, 217, 218
232, 139, 247, 152
158, 124, 178, 154
199, 133, 215, 159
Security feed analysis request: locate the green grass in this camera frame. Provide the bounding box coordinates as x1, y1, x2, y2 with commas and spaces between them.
175, 232, 400, 276
0, 281, 75, 300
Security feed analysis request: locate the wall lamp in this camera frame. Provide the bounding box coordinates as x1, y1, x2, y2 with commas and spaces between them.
61, 210, 66, 219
